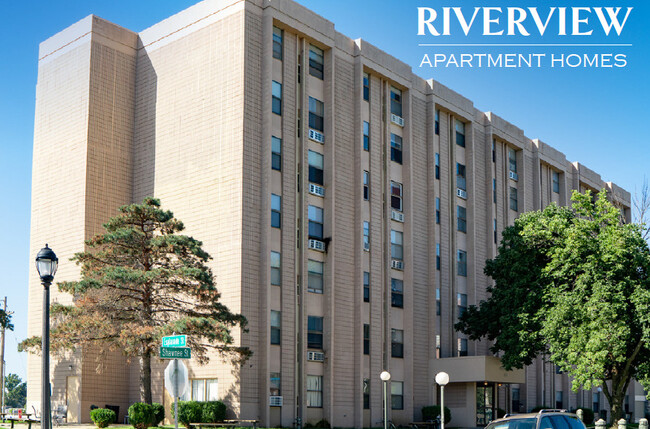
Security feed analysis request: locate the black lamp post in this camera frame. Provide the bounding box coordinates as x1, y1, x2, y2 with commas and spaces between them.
36, 244, 57, 429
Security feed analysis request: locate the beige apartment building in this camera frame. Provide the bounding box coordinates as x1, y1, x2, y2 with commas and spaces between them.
27, 0, 636, 427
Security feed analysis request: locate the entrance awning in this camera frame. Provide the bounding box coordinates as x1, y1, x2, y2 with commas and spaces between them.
433, 355, 525, 384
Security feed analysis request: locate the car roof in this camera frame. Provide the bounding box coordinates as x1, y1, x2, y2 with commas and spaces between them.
491, 411, 580, 424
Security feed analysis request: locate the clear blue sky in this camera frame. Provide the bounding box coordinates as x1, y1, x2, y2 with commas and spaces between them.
1, 0, 648, 382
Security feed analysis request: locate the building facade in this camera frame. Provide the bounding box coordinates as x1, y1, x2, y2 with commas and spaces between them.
27, 0, 635, 427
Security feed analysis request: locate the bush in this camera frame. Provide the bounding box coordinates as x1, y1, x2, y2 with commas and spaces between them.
129, 403, 154, 429
152, 403, 165, 427
90, 408, 116, 428
171, 401, 203, 428
422, 405, 451, 424
578, 408, 595, 426
202, 401, 227, 423
496, 408, 506, 418
304, 419, 330, 429
531, 406, 551, 413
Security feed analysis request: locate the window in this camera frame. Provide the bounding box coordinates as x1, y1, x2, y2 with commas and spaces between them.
436, 288, 441, 316
508, 147, 517, 174
308, 150, 324, 185
190, 379, 218, 401
555, 391, 563, 409
494, 219, 497, 244
363, 271, 370, 302
391, 278, 403, 308
457, 250, 467, 277
436, 335, 441, 358
363, 379, 370, 409
493, 178, 497, 203
309, 45, 324, 79
363, 73, 369, 101
436, 244, 440, 270
435, 198, 440, 224
391, 230, 403, 261
391, 329, 404, 358
552, 171, 560, 193
458, 338, 468, 356
435, 153, 440, 179
391, 181, 403, 212
270, 251, 281, 286
307, 375, 323, 407
363, 221, 370, 251
363, 171, 369, 200
391, 381, 404, 410
390, 134, 402, 164
455, 120, 465, 147
456, 163, 466, 191
457, 293, 467, 317
457, 205, 466, 233
270, 372, 281, 396
435, 109, 440, 135
272, 26, 283, 60
363, 324, 370, 355
272, 81, 282, 115
492, 139, 496, 163
309, 97, 324, 132
593, 392, 600, 413
307, 316, 323, 349
363, 121, 370, 151
512, 387, 521, 412
271, 194, 281, 228
510, 186, 518, 211
308, 260, 324, 293
390, 87, 402, 117
272, 136, 282, 171
271, 310, 281, 345
308, 206, 324, 239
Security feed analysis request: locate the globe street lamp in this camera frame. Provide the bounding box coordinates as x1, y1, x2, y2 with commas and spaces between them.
380, 371, 391, 429
36, 245, 57, 429
435, 372, 450, 429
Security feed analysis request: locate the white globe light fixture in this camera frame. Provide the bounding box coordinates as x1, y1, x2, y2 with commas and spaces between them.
435, 372, 450, 429
380, 371, 391, 381
435, 371, 449, 386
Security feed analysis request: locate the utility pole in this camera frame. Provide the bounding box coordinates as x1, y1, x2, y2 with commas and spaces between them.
0, 296, 7, 412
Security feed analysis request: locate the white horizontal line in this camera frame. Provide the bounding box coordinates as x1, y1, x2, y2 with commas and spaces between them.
418, 43, 633, 47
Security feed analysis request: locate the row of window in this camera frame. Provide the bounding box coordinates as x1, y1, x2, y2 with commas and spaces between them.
270, 313, 324, 348
273, 26, 324, 81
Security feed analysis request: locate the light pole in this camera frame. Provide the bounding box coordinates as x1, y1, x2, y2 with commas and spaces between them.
380, 371, 391, 429
435, 372, 450, 429
36, 245, 58, 429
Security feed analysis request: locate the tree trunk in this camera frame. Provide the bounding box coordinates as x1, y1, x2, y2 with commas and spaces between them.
140, 353, 153, 404
602, 377, 627, 429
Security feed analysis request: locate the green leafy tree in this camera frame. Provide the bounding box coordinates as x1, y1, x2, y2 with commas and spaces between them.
19, 198, 249, 403
456, 190, 650, 427
0, 308, 13, 331
4, 373, 26, 408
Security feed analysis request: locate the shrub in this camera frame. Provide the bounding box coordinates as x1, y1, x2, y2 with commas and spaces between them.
172, 401, 203, 428
90, 408, 116, 428
578, 408, 595, 426
202, 401, 227, 423
422, 405, 451, 424
152, 403, 165, 427
129, 403, 154, 429
531, 406, 550, 412
497, 408, 506, 418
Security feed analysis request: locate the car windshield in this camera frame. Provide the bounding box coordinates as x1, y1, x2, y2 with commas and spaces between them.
487, 418, 537, 429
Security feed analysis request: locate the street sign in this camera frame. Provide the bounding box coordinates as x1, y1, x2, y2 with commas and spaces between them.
162, 335, 187, 347
160, 346, 191, 359
164, 359, 189, 398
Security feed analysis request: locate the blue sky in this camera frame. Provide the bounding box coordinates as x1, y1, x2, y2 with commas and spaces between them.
1, 0, 648, 381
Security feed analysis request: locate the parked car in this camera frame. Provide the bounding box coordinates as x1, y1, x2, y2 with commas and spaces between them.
486, 410, 587, 429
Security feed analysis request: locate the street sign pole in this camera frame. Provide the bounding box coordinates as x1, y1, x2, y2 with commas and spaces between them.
174, 359, 179, 429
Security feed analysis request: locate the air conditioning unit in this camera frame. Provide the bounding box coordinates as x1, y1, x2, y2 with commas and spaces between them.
309, 183, 325, 197
391, 210, 404, 223
391, 259, 404, 270
307, 351, 325, 362
309, 129, 325, 143
308, 239, 325, 252
456, 188, 467, 199
509, 171, 518, 181
390, 114, 404, 127
269, 396, 283, 407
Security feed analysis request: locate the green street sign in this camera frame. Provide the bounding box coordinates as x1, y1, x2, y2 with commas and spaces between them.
160, 347, 191, 359
162, 335, 187, 348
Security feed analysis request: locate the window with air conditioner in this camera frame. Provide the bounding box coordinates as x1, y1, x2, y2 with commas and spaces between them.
391, 278, 403, 308
308, 150, 324, 185
272, 81, 282, 115
390, 87, 402, 117
272, 27, 283, 60
456, 163, 466, 191
308, 206, 324, 240
307, 260, 323, 294
390, 134, 402, 164
455, 120, 466, 147
271, 194, 281, 228
270, 251, 281, 286
270, 310, 281, 345
307, 316, 323, 349
391, 181, 403, 212
272, 136, 282, 171
309, 97, 324, 132
391, 230, 403, 262
309, 45, 324, 80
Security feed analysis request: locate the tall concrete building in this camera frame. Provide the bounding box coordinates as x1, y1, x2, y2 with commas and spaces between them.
27, 0, 635, 427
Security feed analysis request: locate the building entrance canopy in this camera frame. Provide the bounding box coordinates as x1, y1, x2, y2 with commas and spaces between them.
434, 356, 525, 384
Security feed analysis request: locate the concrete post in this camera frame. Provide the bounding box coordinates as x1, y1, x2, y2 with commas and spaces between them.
638, 418, 648, 429
618, 419, 627, 429
595, 419, 607, 429
577, 409, 584, 422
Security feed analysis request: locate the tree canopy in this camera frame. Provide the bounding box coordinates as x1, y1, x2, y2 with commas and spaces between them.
0, 308, 13, 331
456, 190, 650, 425
19, 198, 248, 403
4, 373, 26, 408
